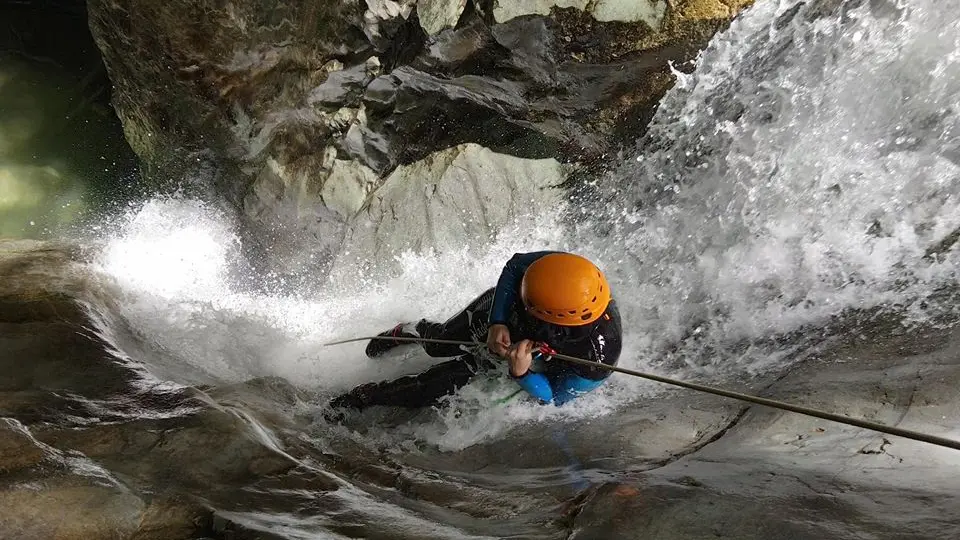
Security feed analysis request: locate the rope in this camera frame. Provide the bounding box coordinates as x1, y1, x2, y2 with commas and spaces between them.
324, 334, 960, 452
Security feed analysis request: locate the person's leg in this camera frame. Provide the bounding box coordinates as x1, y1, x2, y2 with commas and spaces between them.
416, 287, 495, 357
329, 353, 494, 410
364, 321, 421, 358
364, 287, 495, 359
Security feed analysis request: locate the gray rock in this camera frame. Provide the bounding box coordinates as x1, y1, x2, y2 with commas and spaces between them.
86, 0, 756, 282
321, 157, 381, 219
492, 0, 668, 26
328, 142, 569, 279
561, 319, 960, 539
0, 241, 332, 539
417, 0, 468, 35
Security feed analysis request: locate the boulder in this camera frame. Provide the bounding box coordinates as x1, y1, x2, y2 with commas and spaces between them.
328, 142, 568, 280
86, 0, 756, 281
418, 0, 469, 35
0, 241, 330, 539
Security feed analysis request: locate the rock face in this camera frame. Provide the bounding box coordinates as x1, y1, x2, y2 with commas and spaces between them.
327, 143, 569, 281
3, 241, 960, 538
564, 319, 960, 539
0, 241, 331, 539
86, 0, 755, 283
492, 0, 668, 25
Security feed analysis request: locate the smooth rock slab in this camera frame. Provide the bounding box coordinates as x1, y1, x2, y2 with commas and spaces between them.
328, 142, 568, 279
0, 241, 334, 539
0, 419, 45, 474
566, 319, 960, 539
0, 484, 145, 540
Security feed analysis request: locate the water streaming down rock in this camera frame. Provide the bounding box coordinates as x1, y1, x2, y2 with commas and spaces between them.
575, 0, 960, 378
4, 0, 960, 538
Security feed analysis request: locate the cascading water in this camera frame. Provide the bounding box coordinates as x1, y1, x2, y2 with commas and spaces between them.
578, 0, 960, 377
7, 0, 960, 538
90, 0, 960, 444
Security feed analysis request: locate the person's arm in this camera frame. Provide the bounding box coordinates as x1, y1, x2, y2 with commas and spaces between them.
488, 251, 559, 326
510, 344, 601, 405
512, 371, 554, 404
550, 373, 605, 405
512, 366, 605, 405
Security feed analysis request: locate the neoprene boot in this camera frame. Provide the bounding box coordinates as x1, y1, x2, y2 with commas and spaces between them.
364, 322, 420, 358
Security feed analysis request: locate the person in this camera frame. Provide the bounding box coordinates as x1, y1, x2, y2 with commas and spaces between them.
328, 251, 622, 412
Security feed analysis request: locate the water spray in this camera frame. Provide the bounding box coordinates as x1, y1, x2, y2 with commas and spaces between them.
325, 335, 960, 452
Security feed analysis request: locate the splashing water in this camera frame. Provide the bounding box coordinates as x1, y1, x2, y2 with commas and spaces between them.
89, 0, 960, 451
578, 0, 960, 377
91, 196, 570, 393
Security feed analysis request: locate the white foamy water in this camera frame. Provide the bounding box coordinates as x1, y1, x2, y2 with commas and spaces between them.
91, 196, 571, 392
578, 0, 960, 376
89, 0, 960, 450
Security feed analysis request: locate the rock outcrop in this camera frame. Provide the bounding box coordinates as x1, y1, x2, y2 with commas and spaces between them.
326, 142, 569, 281
87, 0, 755, 283
3, 239, 959, 538
0, 241, 330, 539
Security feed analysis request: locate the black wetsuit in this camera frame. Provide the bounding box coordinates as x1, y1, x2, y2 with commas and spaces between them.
330, 251, 623, 410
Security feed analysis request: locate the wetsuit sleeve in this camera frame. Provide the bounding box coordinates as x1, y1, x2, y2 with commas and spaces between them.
551, 374, 605, 405
488, 251, 559, 326
512, 372, 554, 404
513, 371, 604, 405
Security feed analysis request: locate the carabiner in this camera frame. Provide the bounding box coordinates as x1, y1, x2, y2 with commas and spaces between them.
532, 342, 557, 361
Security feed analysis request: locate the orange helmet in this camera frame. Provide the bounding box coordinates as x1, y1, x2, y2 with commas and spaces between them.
521, 253, 611, 326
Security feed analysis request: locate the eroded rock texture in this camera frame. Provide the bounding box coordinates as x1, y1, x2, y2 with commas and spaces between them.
87, 0, 754, 282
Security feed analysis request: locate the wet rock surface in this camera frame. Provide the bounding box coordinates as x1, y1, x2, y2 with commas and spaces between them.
2, 242, 960, 538
0, 241, 331, 539
87, 0, 755, 281
563, 321, 960, 539
327, 142, 569, 281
